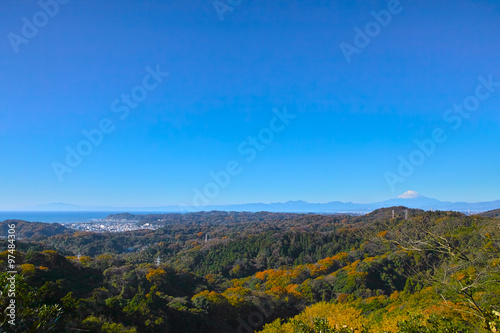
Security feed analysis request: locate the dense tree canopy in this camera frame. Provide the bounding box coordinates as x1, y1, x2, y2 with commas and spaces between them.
0, 208, 499, 332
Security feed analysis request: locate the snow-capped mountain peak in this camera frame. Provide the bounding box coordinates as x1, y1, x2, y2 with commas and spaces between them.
397, 191, 423, 199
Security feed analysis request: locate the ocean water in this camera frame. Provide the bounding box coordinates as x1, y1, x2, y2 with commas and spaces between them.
0, 211, 127, 224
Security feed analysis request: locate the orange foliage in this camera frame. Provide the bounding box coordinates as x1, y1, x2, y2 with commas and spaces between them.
377, 230, 388, 238
146, 268, 167, 285
255, 269, 273, 281
205, 273, 217, 283
337, 293, 350, 303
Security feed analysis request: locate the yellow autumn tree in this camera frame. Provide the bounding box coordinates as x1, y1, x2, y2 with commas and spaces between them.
20, 263, 35, 275
259, 302, 369, 333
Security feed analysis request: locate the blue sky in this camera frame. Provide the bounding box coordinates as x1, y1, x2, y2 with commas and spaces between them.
1, 0, 500, 209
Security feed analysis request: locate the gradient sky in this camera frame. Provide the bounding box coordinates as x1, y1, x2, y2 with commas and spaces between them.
1, 0, 500, 209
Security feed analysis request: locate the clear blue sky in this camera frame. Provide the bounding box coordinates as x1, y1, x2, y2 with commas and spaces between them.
1, 0, 499, 209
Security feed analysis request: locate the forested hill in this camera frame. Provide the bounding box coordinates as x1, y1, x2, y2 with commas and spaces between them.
0, 208, 499, 332
353, 206, 425, 222
0, 219, 72, 239
479, 208, 500, 218
104, 211, 338, 226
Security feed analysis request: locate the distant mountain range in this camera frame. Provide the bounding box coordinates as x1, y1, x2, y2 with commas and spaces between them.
11, 191, 500, 214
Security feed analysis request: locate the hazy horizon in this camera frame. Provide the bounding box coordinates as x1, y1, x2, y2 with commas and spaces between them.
1, 190, 499, 213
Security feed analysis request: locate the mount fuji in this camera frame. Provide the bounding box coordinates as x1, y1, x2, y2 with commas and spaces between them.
397, 190, 423, 199
374, 190, 444, 210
